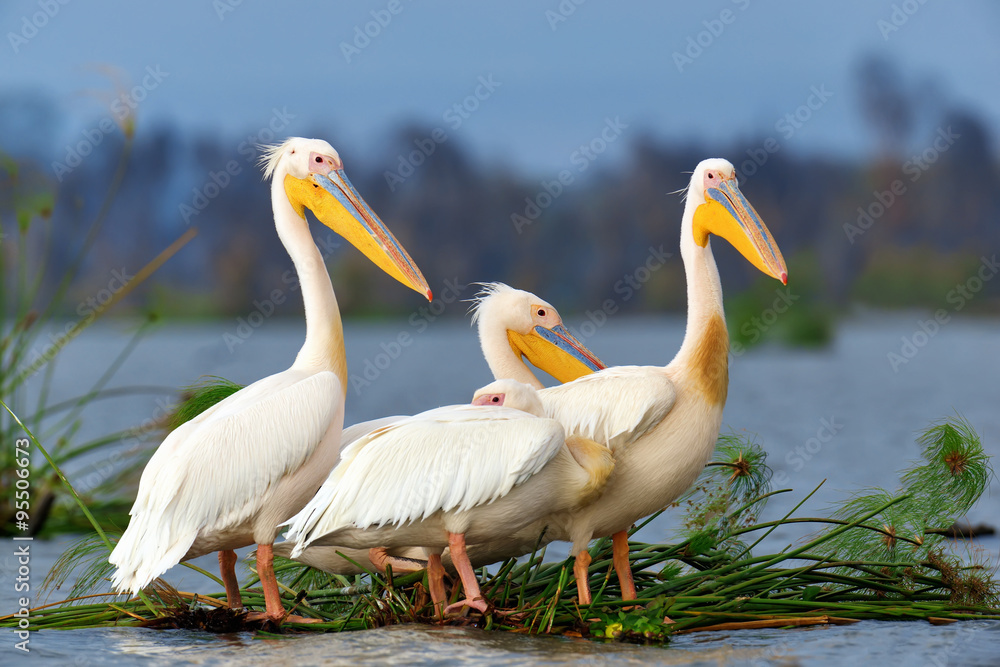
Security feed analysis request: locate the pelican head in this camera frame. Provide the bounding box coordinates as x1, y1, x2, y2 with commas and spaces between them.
688, 159, 787, 285
262, 137, 432, 300
471, 283, 605, 384
472, 379, 545, 417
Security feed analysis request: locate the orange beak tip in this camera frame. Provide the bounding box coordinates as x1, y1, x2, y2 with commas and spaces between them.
780, 271, 788, 285
425, 288, 434, 302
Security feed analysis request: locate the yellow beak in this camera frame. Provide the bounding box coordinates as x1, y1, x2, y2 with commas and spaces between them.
693, 176, 787, 284
284, 171, 432, 300
507, 325, 605, 383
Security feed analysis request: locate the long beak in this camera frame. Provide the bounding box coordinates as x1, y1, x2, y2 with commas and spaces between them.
284, 171, 433, 300
507, 324, 606, 383
693, 177, 787, 284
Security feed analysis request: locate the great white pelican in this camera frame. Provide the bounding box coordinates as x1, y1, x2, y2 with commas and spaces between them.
492, 158, 787, 603
108, 137, 431, 623
283, 379, 613, 614
470, 282, 606, 389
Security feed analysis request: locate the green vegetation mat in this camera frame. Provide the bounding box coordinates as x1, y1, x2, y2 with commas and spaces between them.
3, 415, 996, 645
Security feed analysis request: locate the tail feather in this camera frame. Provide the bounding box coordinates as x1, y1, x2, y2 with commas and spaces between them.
109, 515, 196, 595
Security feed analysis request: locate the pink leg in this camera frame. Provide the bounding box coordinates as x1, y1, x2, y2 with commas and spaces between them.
369, 547, 427, 574
218, 549, 242, 609
574, 550, 593, 605
612, 530, 637, 601
427, 553, 447, 618
443, 533, 489, 614
247, 544, 321, 624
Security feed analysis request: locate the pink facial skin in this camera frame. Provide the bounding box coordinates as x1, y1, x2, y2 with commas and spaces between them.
472, 393, 505, 407
703, 168, 732, 192
308, 151, 342, 175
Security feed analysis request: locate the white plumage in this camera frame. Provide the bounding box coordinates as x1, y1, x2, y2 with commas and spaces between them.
538, 366, 676, 453
286, 404, 565, 550
108, 137, 430, 623
109, 370, 341, 593
269, 285, 609, 575
283, 379, 614, 613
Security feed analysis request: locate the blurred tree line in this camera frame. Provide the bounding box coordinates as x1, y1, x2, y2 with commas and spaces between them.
1, 57, 998, 325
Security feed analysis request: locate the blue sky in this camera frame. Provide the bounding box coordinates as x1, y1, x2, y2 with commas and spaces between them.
3, 1, 999, 174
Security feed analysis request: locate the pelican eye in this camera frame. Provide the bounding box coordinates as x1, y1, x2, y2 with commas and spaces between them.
315, 156, 323, 163
537, 309, 546, 317
491, 396, 500, 403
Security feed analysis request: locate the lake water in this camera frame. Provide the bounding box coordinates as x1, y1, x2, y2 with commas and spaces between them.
3, 314, 999, 665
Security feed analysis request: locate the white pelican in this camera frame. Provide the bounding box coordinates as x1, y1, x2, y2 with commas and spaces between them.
471, 282, 606, 389
284, 379, 614, 614
487, 158, 788, 603
108, 137, 431, 623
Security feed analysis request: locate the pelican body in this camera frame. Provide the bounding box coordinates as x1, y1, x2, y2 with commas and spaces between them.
109, 138, 431, 623
284, 379, 613, 613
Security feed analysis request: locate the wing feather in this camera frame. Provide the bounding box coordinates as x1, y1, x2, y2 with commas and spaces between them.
538, 366, 676, 452
285, 406, 564, 550
110, 369, 341, 593
340, 415, 407, 450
